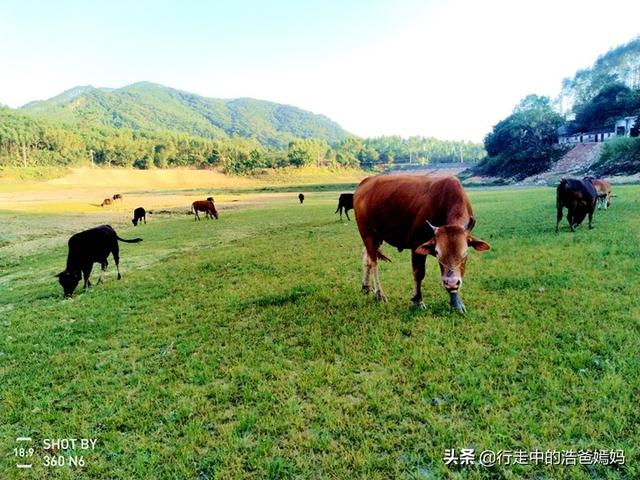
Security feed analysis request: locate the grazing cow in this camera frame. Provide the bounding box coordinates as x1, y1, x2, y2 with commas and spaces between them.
584, 176, 612, 209
112, 193, 123, 202
354, 174, 490, 313
132, 207, 146, 226
556, 178, 598, 232
191, 199, 219, 220
101, 198, 113, 207
335, 193, 354, 221
298, 193, 305, 204
56, 225, 142, 297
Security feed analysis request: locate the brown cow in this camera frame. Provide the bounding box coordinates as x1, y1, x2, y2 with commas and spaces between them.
191, 199, 219, 220
584, 176, 612, 209
112, 193, 123, 202
101, 198, 113, 207
354, 174, 490, 313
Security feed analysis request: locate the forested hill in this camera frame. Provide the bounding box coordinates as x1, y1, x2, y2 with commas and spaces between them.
557, 37, 640, 111
20, 82, 348, 148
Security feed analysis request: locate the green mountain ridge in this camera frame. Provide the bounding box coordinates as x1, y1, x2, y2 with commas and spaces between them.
19, 82, 349, 148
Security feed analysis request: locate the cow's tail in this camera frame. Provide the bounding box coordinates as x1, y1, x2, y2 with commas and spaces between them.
335, 204, 340, 214
116, 235, 143, 243
377, 249, 391, 262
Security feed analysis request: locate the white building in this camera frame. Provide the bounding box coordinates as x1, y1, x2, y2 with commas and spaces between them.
558, 115, 637, 145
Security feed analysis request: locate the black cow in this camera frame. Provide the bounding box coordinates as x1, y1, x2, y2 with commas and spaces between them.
56, 225, 142, 297
298, 193, 305, 204
556, 178, 597, 232
132, 207, 146, 226
335, 193, 354, 221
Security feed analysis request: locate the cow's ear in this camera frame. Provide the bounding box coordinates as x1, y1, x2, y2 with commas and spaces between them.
468, 236, 490, 251
415, 238, 436, 256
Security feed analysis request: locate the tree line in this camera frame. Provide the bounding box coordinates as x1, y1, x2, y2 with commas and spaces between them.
0, 108, 485, 173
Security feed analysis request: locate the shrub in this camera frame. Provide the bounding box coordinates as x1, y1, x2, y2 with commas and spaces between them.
593, 137, 640, 175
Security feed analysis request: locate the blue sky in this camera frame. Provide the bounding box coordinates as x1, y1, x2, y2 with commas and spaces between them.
1, 0, 639, 141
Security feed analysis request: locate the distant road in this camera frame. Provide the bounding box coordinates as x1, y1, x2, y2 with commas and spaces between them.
387, 162, 475, 175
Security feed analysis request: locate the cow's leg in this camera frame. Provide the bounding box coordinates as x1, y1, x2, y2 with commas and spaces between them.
97, 260, 108, 284
556, 205, 563, 233
194, 210, 200, 221
362, 238, 386, 302
113, 246, 122, 280
361, 247, 371, 294
567, 211, 576, 232
345, 209, 351, 221
83, 265, 93, 289
370, 258, 386, 302
588, 208, 594, 229
339, 207, 343, 221
143, 215, 147, 224
411, 252, 427, 308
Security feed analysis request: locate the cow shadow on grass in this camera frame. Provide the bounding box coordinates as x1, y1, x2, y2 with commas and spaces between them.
401, 299, 462, 320
236, 285, 318, 311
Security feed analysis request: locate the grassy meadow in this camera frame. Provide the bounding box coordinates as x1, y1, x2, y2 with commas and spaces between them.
0, 171, 639, 479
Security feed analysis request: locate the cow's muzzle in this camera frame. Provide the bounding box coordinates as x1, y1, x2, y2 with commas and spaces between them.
443, 276, 462, 291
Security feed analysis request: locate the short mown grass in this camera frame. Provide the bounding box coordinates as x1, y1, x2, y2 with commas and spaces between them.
1, 186, 639, 479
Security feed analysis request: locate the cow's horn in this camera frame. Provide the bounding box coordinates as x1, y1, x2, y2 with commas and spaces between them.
465, 216, 476, 231
426, 220, 438, 234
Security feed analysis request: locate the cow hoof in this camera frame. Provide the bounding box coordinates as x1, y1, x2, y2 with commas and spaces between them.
375, 292, 387, 302
362, 285, 370, 294
412, 301, 426, 310
589, 225, 594, 229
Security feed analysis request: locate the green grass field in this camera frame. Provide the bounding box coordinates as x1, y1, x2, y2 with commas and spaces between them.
1, 184, 639, 479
